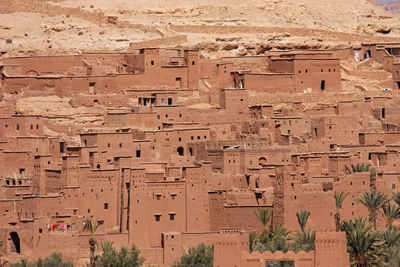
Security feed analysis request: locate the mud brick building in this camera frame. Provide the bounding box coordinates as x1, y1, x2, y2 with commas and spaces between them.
1, 46, 400, 266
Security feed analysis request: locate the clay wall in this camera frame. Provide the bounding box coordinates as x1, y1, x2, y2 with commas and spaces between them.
155, 106, 189, 124
269, 58, 293, 73
0, 151, 33, 180
44, 168, 63, 194
269, 56, 341, 93
0, 116, 44, 141
337, 101, 368, 116
144, 128, 210, 161
243, 73, 294, 92
222, 56, 269, 72
129, 168, 150, 247
131, 140, 153, 164
361, 132, 400, 145
274, 117, 310, 139
2, 55, 85, 75
217, 63, 234, 89
208, 192, 272, 231
77, 168, 120, 231
219, 89, 248, 113
333, 173, 370, 222
20, 195, 64, 220
213, 230, 248, 267
283, 182, 336, 231
10, 137, 60, 159
62, 156, 80, 188
324, 115, 360, 145
314, 231, 350, 267
145, 181, 186, 247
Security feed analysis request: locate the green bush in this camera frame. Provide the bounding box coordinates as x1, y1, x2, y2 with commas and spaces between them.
172, 243, 213, 267
11, 253, 73, 267
94, 241, 144, 267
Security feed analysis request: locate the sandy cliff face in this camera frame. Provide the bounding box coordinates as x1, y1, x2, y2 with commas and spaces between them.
0, 0, 400, 56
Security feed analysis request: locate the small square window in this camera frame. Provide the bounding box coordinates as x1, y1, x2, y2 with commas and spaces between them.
171, 194, 176, 200
392, 184, 396, 190
136, 150, 141, 158
169, 214, 175, 221
104, 203, 109, 209
155, 215, 161, 221
156, 195, 161, 200
151, 60, 155, 65
119, 143, 122, 148
107, 143, 111, 148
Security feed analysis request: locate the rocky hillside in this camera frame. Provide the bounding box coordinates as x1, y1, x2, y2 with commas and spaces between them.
1, 0, 400, 57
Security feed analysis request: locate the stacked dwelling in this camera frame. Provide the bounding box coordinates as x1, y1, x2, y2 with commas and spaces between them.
0, 46, 399, 266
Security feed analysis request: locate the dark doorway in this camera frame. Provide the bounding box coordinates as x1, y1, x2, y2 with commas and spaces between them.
364, 50, 372, 60
313, 128, 318, 138
177, 147, 184, 156
266, 260, 294, 267
10, 232, 20, 253
320, 80, 325, 91
89, 82, 96, 94
175, 77, 182, 89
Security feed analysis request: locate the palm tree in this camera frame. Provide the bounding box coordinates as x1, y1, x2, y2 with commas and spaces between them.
341, 217, 385, 267
84, 219, 101, 267
381, 226, 400, 265
268, 224, 291, 253
393, 192, 400, 207
334, 191, 349, 231
382, 226, 400, 248
254, 208, 273, 240
351, 163, 371, 173
296, 210, 310, 232
356, 190, 389, 229
290, 209, 315, 253
254, 224, 291, 253
248, 232, 257, 252
101, 241, 114, 254
383, 204, 400, 230
291, 228, 316, 253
